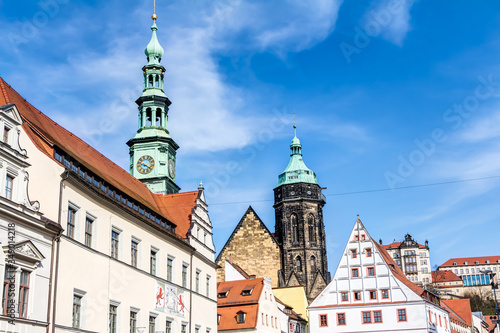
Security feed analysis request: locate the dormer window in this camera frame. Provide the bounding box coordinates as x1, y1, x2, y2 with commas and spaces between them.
486, 260, 490, 264
464, 261, 468, 265
453, 262, 457, 266
218, 286, 231, 298
217, 314, 221, 325
475, 261, 479, 264
241, 285, 253, 296
218, 292, 228, 298
236, 311, 246, 323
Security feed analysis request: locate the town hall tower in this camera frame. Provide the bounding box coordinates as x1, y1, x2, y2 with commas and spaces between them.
127, 13, 180, 194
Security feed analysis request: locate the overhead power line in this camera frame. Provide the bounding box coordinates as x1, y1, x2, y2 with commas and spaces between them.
209, 175, 500, 206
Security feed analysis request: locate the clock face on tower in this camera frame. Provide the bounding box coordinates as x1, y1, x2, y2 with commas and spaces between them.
168, 158, 175, 178
136, 155, 155, 174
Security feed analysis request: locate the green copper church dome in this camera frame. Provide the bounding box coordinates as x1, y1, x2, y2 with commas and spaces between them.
278, 127, 317, 186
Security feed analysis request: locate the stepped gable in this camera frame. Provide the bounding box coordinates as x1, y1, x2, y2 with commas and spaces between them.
0, 78, 196, 239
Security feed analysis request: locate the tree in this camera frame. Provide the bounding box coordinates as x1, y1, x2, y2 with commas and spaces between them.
464, 288, 496, 315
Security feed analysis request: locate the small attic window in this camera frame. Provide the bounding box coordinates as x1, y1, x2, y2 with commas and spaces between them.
217, 314, 221, 325
486, 260, 490, 264
475, 261, 479, 264
236, 311, 246, 324
464, 261, 468, 265
241, 285, 254, 296
453, 262, 457, 266
218, 291, 228, 299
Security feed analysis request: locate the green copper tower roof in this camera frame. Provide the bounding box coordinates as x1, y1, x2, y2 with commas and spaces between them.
278, 126, 318, 186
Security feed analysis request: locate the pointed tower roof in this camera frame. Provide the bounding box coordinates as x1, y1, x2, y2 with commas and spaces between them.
144, 13, 164, 66
278, 126, 317, 186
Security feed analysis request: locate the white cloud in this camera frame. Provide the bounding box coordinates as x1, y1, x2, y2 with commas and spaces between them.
361, 0, 416, 46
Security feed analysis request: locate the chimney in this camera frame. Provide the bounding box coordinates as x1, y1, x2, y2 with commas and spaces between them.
228, 254, 233, 264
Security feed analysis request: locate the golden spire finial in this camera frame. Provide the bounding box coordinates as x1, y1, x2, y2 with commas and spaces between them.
152, 0, 157, 21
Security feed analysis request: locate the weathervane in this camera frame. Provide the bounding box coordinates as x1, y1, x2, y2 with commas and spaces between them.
152, 0, 157, 21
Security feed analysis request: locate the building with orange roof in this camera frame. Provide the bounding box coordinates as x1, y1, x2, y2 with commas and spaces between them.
380, 233, 432, 287
438, 255, 500, 300
309, 215, 452, 333
217, 277, 282, 332
0, 9, 217, 333
431, 270, 464, 298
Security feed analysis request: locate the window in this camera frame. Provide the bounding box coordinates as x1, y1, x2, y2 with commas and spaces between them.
308, 214, 316, 242
111, 230, 119, 259
351, 268, 359, 277
341, 292, 348, 301
67, 207, 77, 238
362, 311, 371, 323
182, 264, 188, 288
366, 248, 372, 257
381, 290, 389, 299
236, 311, 246, 324
374, 311, 382, 323
5, 174, 13, 200
131, 240, 138, 267
354, 291, 361, 301
206, 276, 211, 297
84, 216, 93, 247
2, 266, 14, 315
296, 256, 302, 272
181, 324, 187, 333
367, 267, 375, 276
311, 255, 316, 267
167, 257, 173, 282
149, 316, 156, 333
18, 270, 29, 318
361, 235, 366, 240
351, 249, 357, 258
196, 270, 200, 292
130, 311, 137, 333
150, 250, 157, 275
369, 290, 377, 300
319, 314, 328, 327
354, 235, 359, 241
291, 214, 298, 242
337, 313, 346, 325
109, 305, 117, 333
399, 309, 408, 322
73, 294, 82, 328
3, 126, 10, 143
166, 320, 172, 333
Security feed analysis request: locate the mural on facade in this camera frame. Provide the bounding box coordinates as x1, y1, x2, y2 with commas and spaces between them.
155, 280, 186, 317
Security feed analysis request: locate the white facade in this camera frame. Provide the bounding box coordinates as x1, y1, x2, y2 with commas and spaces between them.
0, 104, 61, 332
309, 216, 451, 333
0, 79, 218, 332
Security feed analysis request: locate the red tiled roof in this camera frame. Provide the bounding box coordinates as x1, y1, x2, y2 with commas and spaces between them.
484, 315, 498, 333
432, 270, 463, 283
442, 299, 472, 326
0, 78, 196, 239
440, 256, 500, 268
374, 242, 426, 297
382, 241, 426, 249
441, 300, 469, 328
155, 191, 198, 238
217, 304, 259, 330
217, 278, 264, 307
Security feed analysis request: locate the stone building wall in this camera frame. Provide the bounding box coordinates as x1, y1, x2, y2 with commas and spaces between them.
215, 206, 282, 287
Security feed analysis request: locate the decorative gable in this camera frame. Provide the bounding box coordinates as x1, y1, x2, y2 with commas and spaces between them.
3, 240, 45, 269
310, 215, 424, 308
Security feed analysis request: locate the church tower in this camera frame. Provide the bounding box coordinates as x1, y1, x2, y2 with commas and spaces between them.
274, 126, 330, 302
127, 12, 180, 194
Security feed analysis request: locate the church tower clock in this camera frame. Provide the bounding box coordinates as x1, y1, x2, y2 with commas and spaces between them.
127, 12, 180, 194
274, 126, 330, 302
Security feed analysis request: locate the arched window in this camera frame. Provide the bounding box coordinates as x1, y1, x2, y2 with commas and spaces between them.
291, 214, 298, 243
148, 75, 154, 88
156, 108, 162, 126
296, 256, 302, 272
154, 75, 159, 87
146, 108, 152, 126
310, 255, 316, 268
308, 214, 316, 242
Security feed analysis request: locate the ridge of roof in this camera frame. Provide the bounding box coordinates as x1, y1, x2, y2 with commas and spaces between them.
440, 255, 500, 267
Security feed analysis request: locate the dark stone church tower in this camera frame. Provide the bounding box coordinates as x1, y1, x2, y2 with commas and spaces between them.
274, 127, 330, 302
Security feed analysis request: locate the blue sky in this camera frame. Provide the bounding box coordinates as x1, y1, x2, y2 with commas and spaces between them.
1, 0, 500, 274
